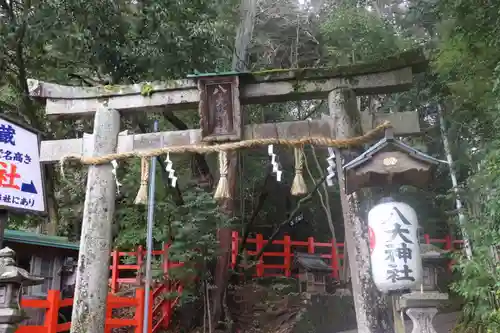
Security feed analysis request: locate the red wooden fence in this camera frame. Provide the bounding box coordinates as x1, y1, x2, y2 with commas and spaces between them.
106, 233, 463, 286
108, 244, 183, 332
109, 244, 184, 294
17, 289, 150, 333
17, 232, 462, 332
230, 232, 463, 279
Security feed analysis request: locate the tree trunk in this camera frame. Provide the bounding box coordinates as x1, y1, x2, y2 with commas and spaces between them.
211, 0, 257, 328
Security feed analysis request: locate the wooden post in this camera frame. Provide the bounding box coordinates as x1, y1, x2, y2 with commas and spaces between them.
284, 235, 291, 277
110, 250, 119, 294
444, 235, 452, 250
211, 0, 258, 323
329, 89, 394, 333
256, 233, 264, 277
135, 289, 145, 333
137, 245, 144, 285
148, 290, 153, 333
162, 243, 169, 274
424, 234, 430, 244
45, 290, 61, 333
307, 237, 314, 254
70, 106, 120, 333
105, 302, 113, 333
231, 231, 239, 269
331, 239, 339, 279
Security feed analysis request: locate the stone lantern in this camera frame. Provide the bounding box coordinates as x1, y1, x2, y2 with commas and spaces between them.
342, 127, 447, 333
0, 247, 44, 333
395, 244, 450, 333
418, 243, 450, 292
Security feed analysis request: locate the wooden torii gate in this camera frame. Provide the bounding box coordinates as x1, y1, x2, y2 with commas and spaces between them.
28, 49, 425, 333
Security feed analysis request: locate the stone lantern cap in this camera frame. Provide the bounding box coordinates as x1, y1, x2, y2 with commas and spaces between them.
342, 128, 443, 194
420, 244, 450, 265
0, 248, 43, 286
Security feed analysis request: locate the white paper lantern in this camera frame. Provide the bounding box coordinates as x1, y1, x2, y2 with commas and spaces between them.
368, 198, 422, 293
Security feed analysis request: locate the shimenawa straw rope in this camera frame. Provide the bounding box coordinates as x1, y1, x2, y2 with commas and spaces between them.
58, 121, 391, 176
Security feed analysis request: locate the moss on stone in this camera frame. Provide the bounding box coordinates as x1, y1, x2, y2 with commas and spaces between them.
248, 48, 427, 84
140, 83, 154, 97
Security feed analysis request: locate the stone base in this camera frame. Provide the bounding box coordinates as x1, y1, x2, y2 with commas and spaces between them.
0, 323, 19, 333
406, 307, 438, 333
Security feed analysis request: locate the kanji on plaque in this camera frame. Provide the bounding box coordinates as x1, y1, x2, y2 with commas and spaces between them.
368, 198, 422, 293
0, 116, 45, 213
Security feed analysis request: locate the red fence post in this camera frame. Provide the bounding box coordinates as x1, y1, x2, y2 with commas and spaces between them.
44, 290, 61, 333
307, 237, 314, 254
135, 289, 145, 333
256, 234, 264, 277
163, 243, 170, 276
444, 235, 452, 250
111, 249, 119, 294
105, 298, 113, 333
149, 290, 153, 333
137, 245, 144, 285
331, 239, 339, 279
231, 231, 239, 269
284, 235, 291, 277
424, 234, 430, 244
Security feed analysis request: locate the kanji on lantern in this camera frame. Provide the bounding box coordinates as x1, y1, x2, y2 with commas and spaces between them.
368, 198, 422, 293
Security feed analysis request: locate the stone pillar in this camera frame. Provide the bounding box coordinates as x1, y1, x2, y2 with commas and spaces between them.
406, 307, 438, 333
70, 106, 121, 333
328, 88, 393, 333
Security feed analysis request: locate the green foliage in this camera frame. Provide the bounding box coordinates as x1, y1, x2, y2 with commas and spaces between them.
320, 4, 406, 65
433, 0, 500, 330
450, 147, 500, 332
5, 0, 500, 329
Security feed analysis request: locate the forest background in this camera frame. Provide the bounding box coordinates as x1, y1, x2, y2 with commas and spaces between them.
1, 0, 499, 331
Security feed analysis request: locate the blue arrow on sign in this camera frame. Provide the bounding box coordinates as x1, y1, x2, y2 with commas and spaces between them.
21, 181, 37, 194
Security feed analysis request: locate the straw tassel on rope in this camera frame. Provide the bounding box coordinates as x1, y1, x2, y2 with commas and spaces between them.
134, 157, 149, 205
214, 151, 230, 199
291, 147, 307, 196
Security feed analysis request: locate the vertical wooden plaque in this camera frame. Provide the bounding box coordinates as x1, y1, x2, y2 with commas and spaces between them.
198, 76, 241, 142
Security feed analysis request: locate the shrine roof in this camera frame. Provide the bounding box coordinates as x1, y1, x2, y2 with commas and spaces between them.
4, 229, 79, 251
343, 133, 443, 171
293, 252, 333, 273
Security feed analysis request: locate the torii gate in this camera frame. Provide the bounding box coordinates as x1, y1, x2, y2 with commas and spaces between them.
28, 49, 425, 333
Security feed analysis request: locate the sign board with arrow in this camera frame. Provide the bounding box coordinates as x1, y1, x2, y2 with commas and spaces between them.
0, 115, 46, 214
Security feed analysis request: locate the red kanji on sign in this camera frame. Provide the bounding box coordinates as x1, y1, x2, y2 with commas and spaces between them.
0, 162, 20, 190
368, 226, 376, 254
